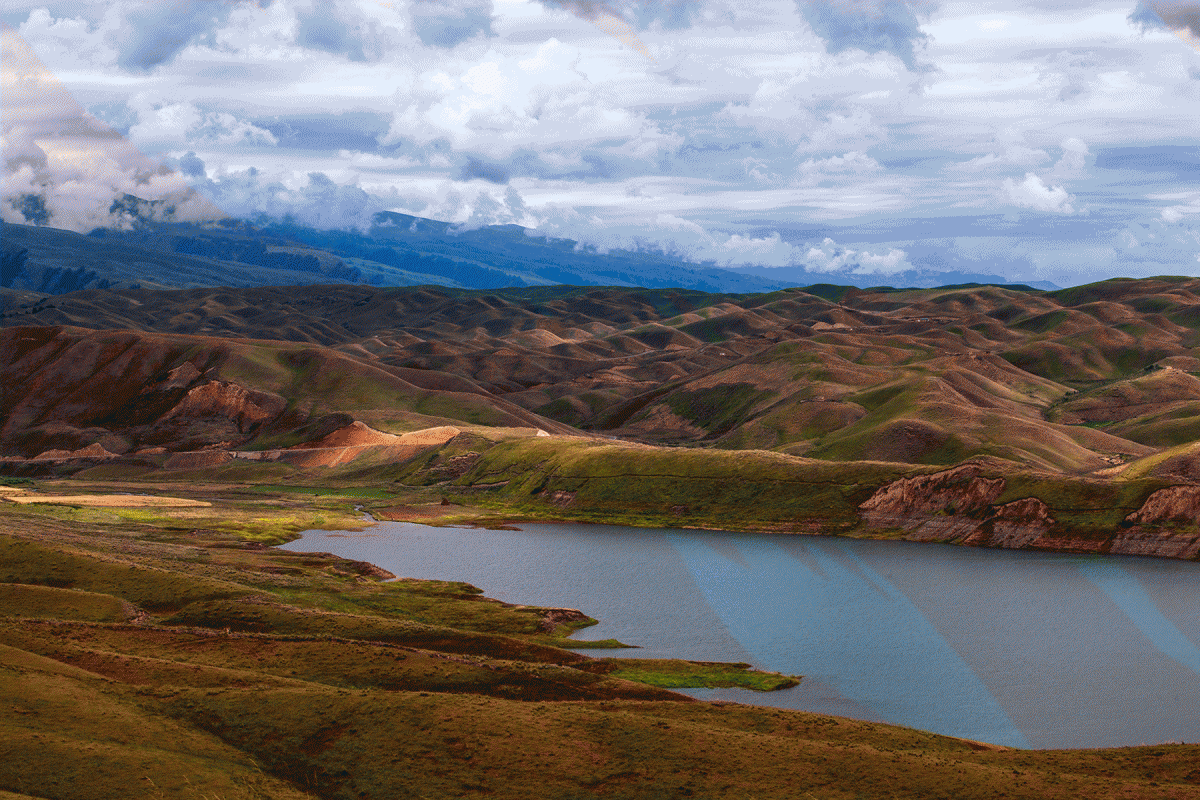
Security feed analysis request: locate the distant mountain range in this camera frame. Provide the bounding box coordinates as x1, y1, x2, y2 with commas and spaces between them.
1, 206, 1052, 298
1, 211, 792, 297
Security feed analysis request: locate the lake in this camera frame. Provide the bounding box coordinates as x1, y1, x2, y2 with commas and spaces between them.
281, 521, 1200, 749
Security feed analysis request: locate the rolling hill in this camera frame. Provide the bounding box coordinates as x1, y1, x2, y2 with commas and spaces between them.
7, 276, 1200, 476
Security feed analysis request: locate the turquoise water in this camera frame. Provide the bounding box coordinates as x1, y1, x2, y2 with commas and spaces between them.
282, 522, 1200, 749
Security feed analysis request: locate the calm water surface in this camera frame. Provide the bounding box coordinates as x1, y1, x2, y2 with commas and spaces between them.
282, 522, 1200, 749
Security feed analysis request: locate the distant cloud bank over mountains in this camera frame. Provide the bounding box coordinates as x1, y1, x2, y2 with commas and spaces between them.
2, 0, 1199, 289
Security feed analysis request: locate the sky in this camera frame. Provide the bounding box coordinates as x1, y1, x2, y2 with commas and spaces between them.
3, 0, 1200, 288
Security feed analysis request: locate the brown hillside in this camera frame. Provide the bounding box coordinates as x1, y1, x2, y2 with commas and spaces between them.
8, 278, 1200, 471
0, 325, 576, 458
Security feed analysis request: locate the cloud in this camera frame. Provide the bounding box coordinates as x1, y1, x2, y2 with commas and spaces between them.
795, 150, 882, 184
2, 24, 224, 231
529, 205, 912, 274
178, 151, 206, 177
1047, 137, 1089, 180
796, 0, 936, 71
948, 130, 1050, 172
17, 8, 117, 70
191, 168, 380, 230
1153, 190, 1200, 223
452, 186, 532, 229
112, 0, 249, 72
534, 0, 698, 30
189, 165, 534, 232
1114, 214, 1200, 272
719, 231, 798, 264
1129, 1, 1200, 42
457, 156, 511, 184
528, 0, 701, 60
1002, 173, 1077, 214
377, 42, 651, 159
293, 0, 411, 61
296, 7, 371, 61
799, 236, 912, 274
126, 98, 278, 150
410, 0, 495, 48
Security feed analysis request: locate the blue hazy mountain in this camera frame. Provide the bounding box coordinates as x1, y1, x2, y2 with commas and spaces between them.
2, 209, 801, 296
2, 205, 1054, 298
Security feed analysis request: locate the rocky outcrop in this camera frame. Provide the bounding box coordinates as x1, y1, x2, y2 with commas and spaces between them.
162, 381, 287, 428
859, 465, 1071, 550
860, 470, 1200, 560
508, 606, 591, 635
961, 498, 1056, 549
859, 465, 1005, 541
29, 443, 119, 461
1109, 486, 1200, 559
1123, 485, 1200, 526
1109, 529, 1200, 559
860, 465, 1005, 518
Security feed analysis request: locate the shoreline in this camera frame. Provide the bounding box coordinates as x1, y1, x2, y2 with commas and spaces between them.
362, 501, 1200, 565
282, 510, 1200, 750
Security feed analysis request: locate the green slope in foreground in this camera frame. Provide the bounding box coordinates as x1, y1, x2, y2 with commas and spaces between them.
2, 481, 1199, 799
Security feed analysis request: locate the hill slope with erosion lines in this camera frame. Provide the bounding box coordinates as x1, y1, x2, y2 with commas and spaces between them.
8, 277, 1200, 474
0, 325, 577, 458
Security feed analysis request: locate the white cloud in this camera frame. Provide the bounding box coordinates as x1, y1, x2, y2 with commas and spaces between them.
17, 8, 118, 71
795, 151, 882, 185
377, 40, 652, 158
1112, 214, 1200, 275
719, 232, 796, 263
1152, 191, 1200, 224
1047, 136, 1089, 180
127, 98, 278, 149
1002, 173, 1076, 214
800, 237, 911, 275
